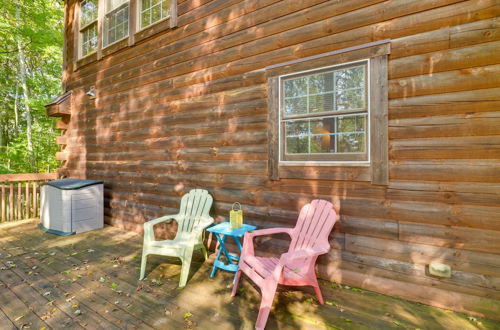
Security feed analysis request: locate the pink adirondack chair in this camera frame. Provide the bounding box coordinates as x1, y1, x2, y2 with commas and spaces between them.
231, 199, 337, 330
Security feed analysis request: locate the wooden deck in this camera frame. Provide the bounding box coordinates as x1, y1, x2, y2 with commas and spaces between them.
0, 220, 498, 330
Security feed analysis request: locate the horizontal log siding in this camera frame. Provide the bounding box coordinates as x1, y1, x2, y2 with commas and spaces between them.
62, 0, 500, 320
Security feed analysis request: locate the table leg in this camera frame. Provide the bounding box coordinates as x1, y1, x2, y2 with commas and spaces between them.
232, 236, 243, 283
210, 234, 226, 278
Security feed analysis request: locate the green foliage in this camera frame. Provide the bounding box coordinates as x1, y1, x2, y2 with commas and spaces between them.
0, 0, 64, 174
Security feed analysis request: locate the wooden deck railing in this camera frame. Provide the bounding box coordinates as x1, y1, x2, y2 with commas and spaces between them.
0, 173, 57, 222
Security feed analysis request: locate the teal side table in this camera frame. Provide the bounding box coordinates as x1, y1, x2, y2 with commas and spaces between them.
207, 222, 257, 281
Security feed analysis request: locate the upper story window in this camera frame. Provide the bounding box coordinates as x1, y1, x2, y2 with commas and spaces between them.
75, 0, 177, 64
139, 0, 171, 29
79, 0, 98, 57
103, 0, 130, 47
280, 62, 368, 162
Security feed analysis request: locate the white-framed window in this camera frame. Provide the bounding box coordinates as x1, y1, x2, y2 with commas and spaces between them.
139, 0, 171, 29
103, 0, 130, 47
279, 61, 369, 163
79, 0, 98, 57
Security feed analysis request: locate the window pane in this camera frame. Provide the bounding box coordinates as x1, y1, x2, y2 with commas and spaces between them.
284, 77, 307, 98
336, 88, 365, 111
285, 120, 308, 136
284, 97, 307, 116
311, 135, 334, 153
309, 92, 333, 113
337, 133, 365, 153
81, 0, 98, 27
309, 72, 333, 94
141, 0, 171, 29
336, 116, 357, 133
310, 117, 334, 135
337, 115, 366, 153
142, 10, 150, 27
286, 137, 308, 154
335, 65, 365, 90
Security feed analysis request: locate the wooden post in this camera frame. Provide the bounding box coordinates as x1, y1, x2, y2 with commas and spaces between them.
370, 54, 389, 185
129, 0, 137, 46
9, 182, 13, 221
1, 183, 5, 222
17, 182, 22, 220
267, 76, 280, 181
32, 182, 37, 218
170, 0, 178, 28
25, 182, 30, 219
34, 182, 38, 218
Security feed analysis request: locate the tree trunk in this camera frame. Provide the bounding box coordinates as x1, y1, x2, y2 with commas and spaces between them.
16, 0, 35, 172
14, 81, 19, 129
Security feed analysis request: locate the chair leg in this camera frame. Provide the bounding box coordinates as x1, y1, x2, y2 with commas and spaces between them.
255, 280, 278, 330
179, 249, 193, 287
231, 270, 242, 297
201, 245, 208, 261
139, 250, 148, 280
312, 278, 324, 304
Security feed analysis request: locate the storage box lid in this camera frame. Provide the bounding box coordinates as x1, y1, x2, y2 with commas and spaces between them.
43, 178, 103, 190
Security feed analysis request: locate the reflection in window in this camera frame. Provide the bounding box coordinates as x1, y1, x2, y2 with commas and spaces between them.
280, 62, 368, 161
104, 0, 130, 47
140, 0, 171, 29
79, 0, 98, 57
285, 115, 366, 155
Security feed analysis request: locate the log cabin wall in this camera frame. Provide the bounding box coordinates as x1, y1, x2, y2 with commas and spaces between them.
57, 0, 500, 319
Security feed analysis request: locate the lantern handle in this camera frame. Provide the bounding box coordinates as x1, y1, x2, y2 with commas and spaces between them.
232, 202, 241, 211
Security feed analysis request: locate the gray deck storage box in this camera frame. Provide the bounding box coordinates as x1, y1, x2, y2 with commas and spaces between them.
40, 178, 104, 235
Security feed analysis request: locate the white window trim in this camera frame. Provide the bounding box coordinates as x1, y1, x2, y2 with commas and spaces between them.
278, 59, 372, 165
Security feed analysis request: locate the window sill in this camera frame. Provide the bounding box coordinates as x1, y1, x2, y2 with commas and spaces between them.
279, 161, 370, 167
277, 164, 371, 182
75, 52, 98, 70
102, 37, 129, 57
134, 16, 173, 44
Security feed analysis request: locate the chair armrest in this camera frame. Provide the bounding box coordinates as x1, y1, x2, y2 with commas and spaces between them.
242, 227, 294, 258
245, 227, 293, 239
189, 216, 215, 238
143, 214, 181, 242
279, 245, 330, 266
144, 214, 180, 228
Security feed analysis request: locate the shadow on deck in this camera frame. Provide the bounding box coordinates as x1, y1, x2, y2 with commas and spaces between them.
0, 220, 498, 330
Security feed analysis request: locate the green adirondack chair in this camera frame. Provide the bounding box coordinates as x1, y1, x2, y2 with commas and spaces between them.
139, 189, 214, 287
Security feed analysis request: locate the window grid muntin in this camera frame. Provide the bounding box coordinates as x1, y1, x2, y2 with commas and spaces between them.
279, 60, 369, 162
140, 0, 170, 29
104, 1, 130, 47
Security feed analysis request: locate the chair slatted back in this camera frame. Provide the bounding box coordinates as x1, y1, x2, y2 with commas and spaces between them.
177, 189, 213, 236
289, 200, 337, 253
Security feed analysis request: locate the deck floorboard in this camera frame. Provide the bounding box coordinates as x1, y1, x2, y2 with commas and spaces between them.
0, 220, 498, 330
